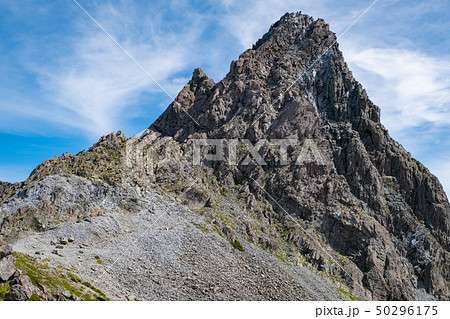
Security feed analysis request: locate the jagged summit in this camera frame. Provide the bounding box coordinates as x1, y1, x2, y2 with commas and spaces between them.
151, 11, 374, 142
0, 12, 449, 301
253, 12, 328, 50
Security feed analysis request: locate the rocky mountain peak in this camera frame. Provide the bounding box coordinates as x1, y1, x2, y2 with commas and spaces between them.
253, 13, 330, 51
0, 12, 449, 301
89, 131, 127, 151
191, 67, 212, 87
148, 12, 450, 300
151, 11, 381, 143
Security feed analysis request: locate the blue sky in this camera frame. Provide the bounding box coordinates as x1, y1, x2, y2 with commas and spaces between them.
0, 0, 449, 196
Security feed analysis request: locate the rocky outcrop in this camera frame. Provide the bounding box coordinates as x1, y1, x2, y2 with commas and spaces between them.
0, 182, 21, 204
0, 244, 15, 282
0, 182, 10, 197
26, 132, 127, 186
0, 175, 144, 240
152, 68, 216, 139
0, 243, 38, 301
4, 273, 37, 301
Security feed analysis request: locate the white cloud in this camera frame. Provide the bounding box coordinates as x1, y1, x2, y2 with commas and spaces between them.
27, 1, 206, 137
39, 33, 186, 136
343, 47, 450, 132
215, 0, 383, 50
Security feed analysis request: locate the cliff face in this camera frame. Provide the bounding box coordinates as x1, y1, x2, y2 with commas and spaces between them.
0, 12, 449, 301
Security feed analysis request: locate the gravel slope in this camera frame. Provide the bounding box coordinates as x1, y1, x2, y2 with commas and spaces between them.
10, 176, 344, 301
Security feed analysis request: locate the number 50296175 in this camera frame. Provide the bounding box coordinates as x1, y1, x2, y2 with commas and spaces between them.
375, 306, 437, 316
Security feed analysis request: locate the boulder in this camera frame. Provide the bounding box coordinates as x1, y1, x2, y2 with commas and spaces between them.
9, 273, 37, 299
0, 243, 13, 259
0, 255, 16, 282
4, 285, 28, 301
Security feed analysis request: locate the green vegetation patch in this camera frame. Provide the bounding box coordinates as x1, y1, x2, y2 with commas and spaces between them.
27, 294, 42, 301
230, 241, 245, 252
94, 256, 105, 266
338, 288, 359, 301
13, 252, 109, 301
68, 272, 81, 283
274, 249, 289, 264
0, 282, 11, 300
82, 282, 109, 301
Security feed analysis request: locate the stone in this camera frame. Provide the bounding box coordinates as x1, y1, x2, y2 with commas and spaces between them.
62, 290, 72, 299
68, 236, 75, 243
52, 250, 63, 257
0, 255, 16, 281
0, 243, 13, 259
147, 12, 450, 300
4, 285, 28, 301
10, 274, 36, 299
59, 238, 68, 245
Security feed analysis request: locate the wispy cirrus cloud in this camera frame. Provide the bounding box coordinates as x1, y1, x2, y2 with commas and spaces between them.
344, 47, 450, 131
29, 2, 201, 137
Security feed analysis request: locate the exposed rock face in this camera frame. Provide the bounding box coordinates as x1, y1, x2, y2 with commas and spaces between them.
150, 12, 450, 300
0, 243, 13, 259
0, 182, 10, 195
0, 175, 141, 240
0, 182, 20, 204
0, 12, 449, 301
4, 272, 38, 301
